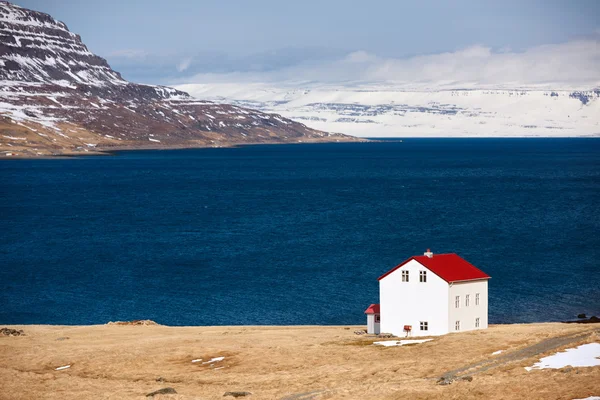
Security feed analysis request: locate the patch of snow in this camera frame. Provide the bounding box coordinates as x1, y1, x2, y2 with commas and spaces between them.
51, 80, 75, 88
492, 350, 504, 355
373, 339, 433, 347
191, 359, 202, 363
149, 138, 161, 143
55, 365, 70, 371
2, 135, 26, 140
525, 343, 600, 371
202, 356, 225, 364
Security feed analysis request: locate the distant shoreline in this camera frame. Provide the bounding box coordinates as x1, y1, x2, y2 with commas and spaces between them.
3, 136, 600, 160
3, 317, 598, 327
0, 136, 370, 159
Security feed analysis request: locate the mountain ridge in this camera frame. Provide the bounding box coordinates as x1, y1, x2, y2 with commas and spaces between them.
176, 83, 600, 138
0, 1, 359, 157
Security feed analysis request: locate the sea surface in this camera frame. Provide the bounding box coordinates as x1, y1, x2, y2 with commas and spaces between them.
1, 139, 599, 326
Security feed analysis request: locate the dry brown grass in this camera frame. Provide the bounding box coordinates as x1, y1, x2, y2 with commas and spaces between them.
0, 323, 598, 400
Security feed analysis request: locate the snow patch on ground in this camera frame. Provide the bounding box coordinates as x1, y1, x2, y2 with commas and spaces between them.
524, 343, 600, 371
492, 350, 504, 355
373, 339, 433, 347
202, 357, 225, 364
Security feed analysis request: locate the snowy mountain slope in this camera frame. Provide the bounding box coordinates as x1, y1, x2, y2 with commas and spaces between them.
176, 83, 600, 137
0, 2, 358, 157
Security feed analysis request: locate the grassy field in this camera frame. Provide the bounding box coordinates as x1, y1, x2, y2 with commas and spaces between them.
0, 323, 598, 399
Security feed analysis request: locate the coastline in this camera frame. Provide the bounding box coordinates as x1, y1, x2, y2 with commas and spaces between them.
0, 136, 370, 159
1, 322, 598, 399
4, 136, 600, 160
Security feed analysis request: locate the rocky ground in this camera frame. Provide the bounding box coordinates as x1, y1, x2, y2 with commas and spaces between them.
0, 323, 598, 399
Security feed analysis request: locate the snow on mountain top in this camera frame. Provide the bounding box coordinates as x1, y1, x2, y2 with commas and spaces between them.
176, 82, 600, 137
0, 1, 76, 38
0, 1, 126, 87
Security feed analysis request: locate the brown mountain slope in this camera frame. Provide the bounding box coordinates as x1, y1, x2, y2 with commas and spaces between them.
0, 1, 360, 157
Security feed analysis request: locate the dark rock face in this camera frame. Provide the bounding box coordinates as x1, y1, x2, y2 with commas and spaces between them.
564, 316, 600, 324
0, 2, 124, 85
0, 1, 357, 157
577, 313, 587, 319
569, 90, 600, 105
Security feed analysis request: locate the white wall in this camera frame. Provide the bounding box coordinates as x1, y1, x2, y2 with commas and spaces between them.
379, 259, 449, 337
448, 280, 489, 333
366, 314, 381, 334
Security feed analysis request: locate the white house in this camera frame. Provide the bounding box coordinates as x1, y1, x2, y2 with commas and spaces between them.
366, 249, 490, 337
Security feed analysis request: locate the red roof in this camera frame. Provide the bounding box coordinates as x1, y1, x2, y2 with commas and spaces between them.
364, 304, 380, 314
378, 253, 490, 283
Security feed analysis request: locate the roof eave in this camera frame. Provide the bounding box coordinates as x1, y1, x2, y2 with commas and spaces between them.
448, 277, 491, 284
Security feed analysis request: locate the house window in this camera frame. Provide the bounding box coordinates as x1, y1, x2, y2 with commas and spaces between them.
475, 317, 480, 328
402, 270, 409, 282
375, 315, 381, 323
455, 321, 460, 331
475, 293, 480, 306
419, 271, 427, 282
420, 321, 428, 331
455, 295, 460, 308
465, 294, 470, 307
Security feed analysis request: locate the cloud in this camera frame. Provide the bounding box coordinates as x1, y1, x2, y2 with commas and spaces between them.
177, 37, 600, 89
344, 50, 377, 63
176, 57, 192, 72
108, 49, 149, 59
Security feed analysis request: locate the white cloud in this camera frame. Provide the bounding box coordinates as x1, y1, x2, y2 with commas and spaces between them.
176, 57, 192, 72
108, 49, 148, 59
344, 50, 377, 63
178, 38, 600, 89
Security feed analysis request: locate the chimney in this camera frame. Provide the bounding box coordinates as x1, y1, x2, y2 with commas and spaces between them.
424, 249, 433, 258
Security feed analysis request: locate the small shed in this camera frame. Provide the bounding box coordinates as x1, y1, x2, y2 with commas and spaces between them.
364, 303, 380, 334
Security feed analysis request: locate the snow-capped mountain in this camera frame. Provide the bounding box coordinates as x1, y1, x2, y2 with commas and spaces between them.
176, 83, 600, 137
0, 2, 357, 157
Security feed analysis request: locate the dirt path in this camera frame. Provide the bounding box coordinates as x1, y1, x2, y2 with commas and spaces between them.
439, 327, 600, 381
279, 389, 330, 400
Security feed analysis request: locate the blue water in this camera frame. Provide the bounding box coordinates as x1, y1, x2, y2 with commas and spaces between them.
1, 139, 599, 326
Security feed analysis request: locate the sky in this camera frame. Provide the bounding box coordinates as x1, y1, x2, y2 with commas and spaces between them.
14, 0, 600, 87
